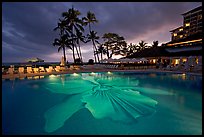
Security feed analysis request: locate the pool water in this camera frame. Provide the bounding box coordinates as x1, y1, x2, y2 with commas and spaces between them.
2, 72, 202, 135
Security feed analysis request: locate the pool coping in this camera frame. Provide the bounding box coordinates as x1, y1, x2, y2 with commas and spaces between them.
2, 68, 202, 80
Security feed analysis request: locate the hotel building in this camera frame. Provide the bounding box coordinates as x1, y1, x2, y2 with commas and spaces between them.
127, 6, 202, 68
166, 5, 202, 47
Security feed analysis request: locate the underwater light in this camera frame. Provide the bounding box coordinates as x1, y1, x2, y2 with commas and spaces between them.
91, 72, 95, 75
72, 73, 79, 76
49, 74, 56, 78
40, 76, 44, 79
107, 71, 112, 74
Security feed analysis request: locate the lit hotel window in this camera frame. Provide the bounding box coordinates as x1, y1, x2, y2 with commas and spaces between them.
185, 23, 190, 27
173, 33, 177, 36
179, 28, 183, 31
180, 35, 183, 38
175, 59, 179, 65
198, 15, 202, 20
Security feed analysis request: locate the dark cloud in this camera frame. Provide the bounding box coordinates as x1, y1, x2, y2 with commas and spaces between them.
2, 2, 201, 62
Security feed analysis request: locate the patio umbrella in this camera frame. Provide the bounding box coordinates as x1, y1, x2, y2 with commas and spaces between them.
120, 58, 131, 63
131, 58, 140, 63
139, 58, 148, 62
107, 58, 115, 63
100, 59, 108, 63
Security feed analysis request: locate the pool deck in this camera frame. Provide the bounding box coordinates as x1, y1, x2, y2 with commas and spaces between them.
2, 68, 202, 80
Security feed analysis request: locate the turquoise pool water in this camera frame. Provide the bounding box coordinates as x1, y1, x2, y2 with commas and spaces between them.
2, 72, 202, 135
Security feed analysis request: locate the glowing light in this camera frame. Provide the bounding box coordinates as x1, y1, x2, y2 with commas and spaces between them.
72, 73, 79, 76
173, 33, 177, 36
175, 59, 179, 65
91, 72, 95, 75
49, 74, 56, 78
49, 74, 57, 80
181, 73, 186, 80
167, 39, 202, 46
185, 23, 190, 27
179, 28, 183, 31
107, 71, 112, 74
33, 76, 40, 79
27, 76, 33, 80
40, 76, 44, 79
153, 59, 156, 64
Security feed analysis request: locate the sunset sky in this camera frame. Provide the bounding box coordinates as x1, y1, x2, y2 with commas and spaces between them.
2, 2, 202, 63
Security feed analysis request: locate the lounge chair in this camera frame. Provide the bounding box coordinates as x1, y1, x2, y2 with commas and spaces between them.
60, 66, 68, 71
171, 63, 183, 71
183, 62, 190, 71
18, 67, 25, 74
46, 66, 55, 73
2, 68, 7, 75
55, 66, 61, 72
8, 67, 14, 75
39, 67, 45, 73
33, 68, 39, 73
164, 65, 171, 70
27, 67, 33, 73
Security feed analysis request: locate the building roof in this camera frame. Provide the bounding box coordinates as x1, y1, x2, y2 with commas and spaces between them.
127, 47, 168, 58
182, 6, 202, 16
126, 45, 202, 58
170, 26, 183, 32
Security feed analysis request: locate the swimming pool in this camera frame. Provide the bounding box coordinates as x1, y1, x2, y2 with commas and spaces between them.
2, 72, 202, 135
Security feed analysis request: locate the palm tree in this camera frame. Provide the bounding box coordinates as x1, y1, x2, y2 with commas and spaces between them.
53, 34, 73, 65
127, 43, 134, 56
114, 36, 127, 56
53, 19, 67, 35
83, 11, 98, 32
127, 43, 140, 55
53, 18, 69, 64
74, 31, 86, 63
96, 44, 107, 62
87, 31, 100, 62
62, 6, 84, 63
102, 33, 117, 59
83, 11, 99, 63
152, 40, 159, 48
137, 40, 148, 51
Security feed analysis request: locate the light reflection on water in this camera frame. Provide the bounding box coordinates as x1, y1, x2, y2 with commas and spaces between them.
2, 72, 202, 135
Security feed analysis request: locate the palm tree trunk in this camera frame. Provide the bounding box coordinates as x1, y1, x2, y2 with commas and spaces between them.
71, 28, 76, 63
106, 46, 109, 59
78, 43, 83, 63
63, 46, 66, 64
72, 44, 75, 63
92, 40, 100, 63
75, 44, 80, 60
100, 53, 103, 63
92, 45, 97, 63
95, 46, 100, 63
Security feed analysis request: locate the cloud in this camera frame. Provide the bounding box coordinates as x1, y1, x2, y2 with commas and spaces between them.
2, 2, 202, 62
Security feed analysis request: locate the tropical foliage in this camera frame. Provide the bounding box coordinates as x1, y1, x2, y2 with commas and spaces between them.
102, 33, 127, 59
83, 11, 99, 63
53, 6, 160, 63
